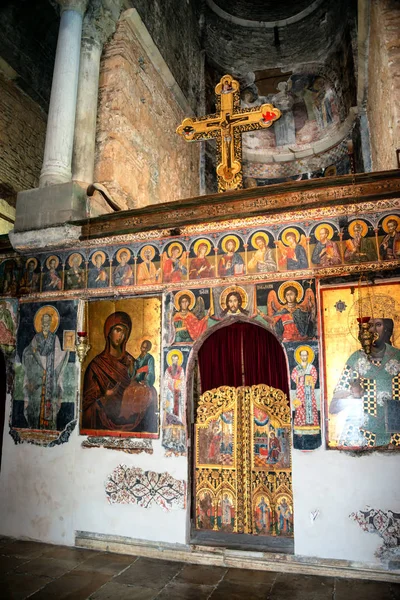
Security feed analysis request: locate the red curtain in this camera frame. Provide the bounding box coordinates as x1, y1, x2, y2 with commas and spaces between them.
198, 322, 289, 396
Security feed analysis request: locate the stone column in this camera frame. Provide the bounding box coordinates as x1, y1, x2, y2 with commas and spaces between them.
39, 0, 87, 187
72, 1, 121, 184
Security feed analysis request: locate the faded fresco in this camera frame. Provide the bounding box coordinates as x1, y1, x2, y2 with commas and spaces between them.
2, 212, 399, 297
0, 299, 17, 355
350, 506, 400, 559
80, 297, 161, 438
161, 347, 190, 454
12, 300, 77, 446
162, 280, 320, 455
321, 282, 400, 449
105, 464, 186, 510
286, 341, 321, 450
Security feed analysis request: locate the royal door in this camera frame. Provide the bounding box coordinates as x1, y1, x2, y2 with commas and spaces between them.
193, 384, 293, 550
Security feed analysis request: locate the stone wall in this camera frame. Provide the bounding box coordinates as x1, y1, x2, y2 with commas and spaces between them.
368, 0, 400, 171
133, 0, 202, 114
94, 17, 200, 209
0, 73, 46, 208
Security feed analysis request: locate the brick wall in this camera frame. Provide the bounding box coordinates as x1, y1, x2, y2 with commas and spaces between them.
368, 0, 400, 170
0, 72, 46, 208
94, 18, 200, 210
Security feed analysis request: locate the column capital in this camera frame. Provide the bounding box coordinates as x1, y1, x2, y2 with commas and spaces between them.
82, 0, 122, 46
57, 0, 88, 15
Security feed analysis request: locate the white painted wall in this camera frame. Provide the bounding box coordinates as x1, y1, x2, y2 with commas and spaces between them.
0, 374, 399, 565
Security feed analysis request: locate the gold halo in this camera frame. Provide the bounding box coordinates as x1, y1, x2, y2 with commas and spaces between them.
254, 493, 271, 506
174, 289, 196, 311
382, 215, 400, 233
215, 74, 239, 95
314, 223, 334, 240
166, 349, 183, 366
277, 280, 304, 304
167, 242, 184, 258
91, 251, 106, 266
348, 220, 368, 238
46, 255, 59, 270
34, 305, 60, 333
221, 235, 240, 253
26, 258, 38, 270
116, 247, 131, 263
68, 253, 83, 268
281, 228, 300, 246
140, 245, 156, 261
250, 231, 270, 250
219, 285, 248, 310
193, 238, 212, 256
294, 344, 315, 364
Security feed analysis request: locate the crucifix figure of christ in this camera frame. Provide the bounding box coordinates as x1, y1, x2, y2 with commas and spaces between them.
176, 74, 281, 192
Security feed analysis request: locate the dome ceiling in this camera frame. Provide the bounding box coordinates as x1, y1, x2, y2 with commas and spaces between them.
209, 0, 317, 23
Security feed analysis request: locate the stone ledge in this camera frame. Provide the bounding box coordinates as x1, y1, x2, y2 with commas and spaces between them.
75, 530, 400, 583
10, 223, 82, 252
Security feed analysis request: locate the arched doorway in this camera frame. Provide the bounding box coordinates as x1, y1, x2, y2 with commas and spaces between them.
190, 321, 294, 553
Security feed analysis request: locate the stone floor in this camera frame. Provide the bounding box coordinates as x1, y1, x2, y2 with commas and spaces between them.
0, 537, 399, 599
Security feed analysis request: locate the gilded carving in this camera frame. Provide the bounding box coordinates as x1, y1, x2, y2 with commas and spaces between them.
194, 384, 293, 537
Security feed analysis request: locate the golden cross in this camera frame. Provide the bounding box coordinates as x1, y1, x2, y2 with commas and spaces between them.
177, 74, 281, 192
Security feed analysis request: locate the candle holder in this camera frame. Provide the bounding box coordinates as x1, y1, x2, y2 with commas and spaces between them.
357, 317, 376, 356
75, 331, 91, 363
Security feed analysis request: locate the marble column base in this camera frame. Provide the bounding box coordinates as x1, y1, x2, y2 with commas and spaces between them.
14, 181, 88, 233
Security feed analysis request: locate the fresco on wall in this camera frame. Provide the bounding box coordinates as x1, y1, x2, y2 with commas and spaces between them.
42, 255, 63, 292
0, 298, 18, 394
189, 238, 215, 280
321, 282, 400, 449
0, 259, 20, 295
12, 300, 77, 446
65, 253, 85, 290
163, 241, 187, 283
162, 280, 319, 455
343, 219, 377, 263
310, 223, 342, 267
242, 73, 340, 153
88, 251, 109, 289
276, 228, 308, 271
137, 245, 161, 285
378, 215, 400, 261
19, 258, 40, 294
105, 464, 185, 510
286, 341, 321, 450
162, 347, 190, 455
218, 234, 246, 277
1, 212, 400, 300
113, 248, 134, 286
255, 280, 317, 342
0, 299, 17, 355
165, 289, 210, 345
350, 506, 400, 559
80, 297, 161, 438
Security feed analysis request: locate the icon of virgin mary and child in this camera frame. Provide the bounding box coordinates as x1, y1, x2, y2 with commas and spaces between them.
82, 311, 157, 434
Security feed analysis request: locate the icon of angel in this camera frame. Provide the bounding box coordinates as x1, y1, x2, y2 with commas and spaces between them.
167, 290, 209, 345
257, 281, 316, 341
276, 228, 309, 270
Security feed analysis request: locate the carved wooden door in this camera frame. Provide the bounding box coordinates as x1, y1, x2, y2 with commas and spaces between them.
194, 384, 293, 538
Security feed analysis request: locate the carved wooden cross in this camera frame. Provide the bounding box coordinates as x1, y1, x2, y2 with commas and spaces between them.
177, 74, 281, 192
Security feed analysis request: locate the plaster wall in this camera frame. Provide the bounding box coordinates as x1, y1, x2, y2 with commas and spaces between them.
0, 353, 398, 566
